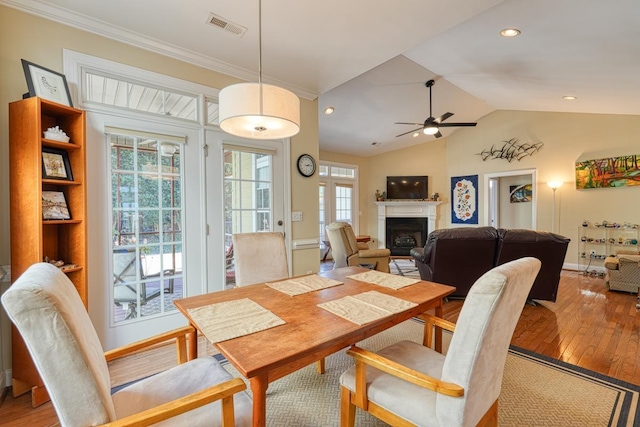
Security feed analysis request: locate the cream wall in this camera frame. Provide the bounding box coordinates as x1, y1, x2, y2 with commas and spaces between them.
446, 110, 640, 267
318, 150, 371, 242
322, 110, 640, 271
499, 175, 533, 229
365, 139, 448, 239
0, 5, 319, 380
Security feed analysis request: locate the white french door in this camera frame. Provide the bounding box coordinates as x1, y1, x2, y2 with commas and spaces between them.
319, 162, 359, 258
204, 130, 288, 292
86, 113, 205, 349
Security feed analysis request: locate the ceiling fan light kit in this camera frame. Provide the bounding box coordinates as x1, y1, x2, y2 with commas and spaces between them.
395, 79, 477, 139
218, 0, 300, 140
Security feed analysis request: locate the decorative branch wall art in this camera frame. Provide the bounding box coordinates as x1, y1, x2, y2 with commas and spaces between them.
575, 154, 640, 189
451, 175, 478, 224
477, 138, 543, 162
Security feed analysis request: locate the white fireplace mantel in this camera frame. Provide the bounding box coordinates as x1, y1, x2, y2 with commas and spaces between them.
375, 201, 441, 250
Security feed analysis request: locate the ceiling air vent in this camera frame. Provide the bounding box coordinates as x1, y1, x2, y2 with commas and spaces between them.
207, 13, 247, 37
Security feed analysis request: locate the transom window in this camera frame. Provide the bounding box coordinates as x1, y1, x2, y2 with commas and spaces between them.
84, 70, 200, 122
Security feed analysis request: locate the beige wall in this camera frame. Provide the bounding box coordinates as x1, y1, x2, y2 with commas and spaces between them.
0, 5, 319, 377
365, 139, 448, 239
318, 151, 371, 242
322, 110, 640, 271
446, 109, 640, 267
499, 175, 533, 229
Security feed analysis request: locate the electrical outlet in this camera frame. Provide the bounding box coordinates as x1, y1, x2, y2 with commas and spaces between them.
590, 250, 596, 256
291, 211, 303, 222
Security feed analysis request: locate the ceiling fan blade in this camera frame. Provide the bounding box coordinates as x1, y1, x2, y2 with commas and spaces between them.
434, 131, 443, 138
434, 112, 454, 124
395, 122, 424, 126
395, 127, 423, 137
437, 122, 477, 127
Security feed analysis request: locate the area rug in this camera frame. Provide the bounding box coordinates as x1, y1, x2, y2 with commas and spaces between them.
388, 258, 420, 279
220, 319, 639, 427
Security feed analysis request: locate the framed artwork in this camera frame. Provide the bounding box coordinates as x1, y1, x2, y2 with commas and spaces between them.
42, 191, 71, 220
21, 59, 73, 107
509, 184, 533, 203
576, 154, 640, 189
451, 175, 478, 224
42, 148, 73, 181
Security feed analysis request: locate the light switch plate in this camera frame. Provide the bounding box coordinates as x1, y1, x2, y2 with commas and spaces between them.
292, 211, 303, 222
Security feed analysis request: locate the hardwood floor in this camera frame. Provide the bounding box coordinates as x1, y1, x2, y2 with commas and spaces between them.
1, 269, 638, 425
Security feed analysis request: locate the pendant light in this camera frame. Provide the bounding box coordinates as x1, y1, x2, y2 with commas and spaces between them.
218, 0, 300, 140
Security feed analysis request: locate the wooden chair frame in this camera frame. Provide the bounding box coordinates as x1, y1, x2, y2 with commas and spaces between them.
101, 325, 246, 427
340, 313, 498, 427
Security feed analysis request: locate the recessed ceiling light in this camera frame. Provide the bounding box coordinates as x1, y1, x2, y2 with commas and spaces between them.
562, 95, 577, 100
500, 28, 521, 37
324, 106, 335, 115
412, 132, 420, 138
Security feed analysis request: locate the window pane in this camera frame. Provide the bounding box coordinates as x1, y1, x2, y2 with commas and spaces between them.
110, 132, 184, 323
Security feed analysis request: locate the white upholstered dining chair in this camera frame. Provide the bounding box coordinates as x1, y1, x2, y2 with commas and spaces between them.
231, 231, 328, 374
339, 257, 541, 427
232, 231, 289, 287
1, 262, 252, 427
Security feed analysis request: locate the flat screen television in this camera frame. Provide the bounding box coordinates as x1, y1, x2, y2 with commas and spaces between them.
386, 176, 428, 200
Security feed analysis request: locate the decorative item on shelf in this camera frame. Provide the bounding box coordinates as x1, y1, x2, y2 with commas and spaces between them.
42, 147, 73, 181
43, 256, 64, 267
431, 192, 440, 201
582, 220, 589, 227
375, 189, 386, 201
43, 126, 70, 143
42, 190, 71, 220
21, 59, 73, 107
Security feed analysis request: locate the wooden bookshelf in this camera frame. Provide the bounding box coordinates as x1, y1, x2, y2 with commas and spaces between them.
9, 97, 87, 407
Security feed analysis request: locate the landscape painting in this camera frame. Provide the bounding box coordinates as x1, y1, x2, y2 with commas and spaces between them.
575, 154, 640, 189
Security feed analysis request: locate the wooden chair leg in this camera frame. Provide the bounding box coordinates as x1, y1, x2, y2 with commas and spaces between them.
477, 400, 498, 427
340, 386, 356, 427
316, 358, 325, 374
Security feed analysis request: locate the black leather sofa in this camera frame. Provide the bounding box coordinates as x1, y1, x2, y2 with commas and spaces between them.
410, 227, 570, 302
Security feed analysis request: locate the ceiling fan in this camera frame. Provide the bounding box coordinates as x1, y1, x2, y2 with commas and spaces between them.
395, 79, 477, 138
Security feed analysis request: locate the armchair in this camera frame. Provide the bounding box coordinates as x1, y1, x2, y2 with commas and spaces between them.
325, 222, 391, 273
339, 257, 541, 427
2, 263, 252, 427
604, 251, 640, 293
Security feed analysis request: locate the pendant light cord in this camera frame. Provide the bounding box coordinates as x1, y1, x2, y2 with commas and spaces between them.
258, 0, 263, 114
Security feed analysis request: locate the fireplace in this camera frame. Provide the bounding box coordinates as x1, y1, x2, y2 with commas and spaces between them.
375, 200, 440, 254
385, 218, 428, 256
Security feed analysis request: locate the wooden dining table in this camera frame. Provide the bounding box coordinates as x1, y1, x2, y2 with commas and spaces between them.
174, 266, 455, 427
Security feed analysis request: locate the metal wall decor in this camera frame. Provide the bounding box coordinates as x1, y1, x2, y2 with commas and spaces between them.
477, 138, 543, 162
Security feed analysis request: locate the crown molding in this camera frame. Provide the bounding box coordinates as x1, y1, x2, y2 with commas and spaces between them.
1, 0, 318, 100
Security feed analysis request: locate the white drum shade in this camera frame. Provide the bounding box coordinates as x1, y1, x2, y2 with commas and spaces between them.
219, 82, 300, 140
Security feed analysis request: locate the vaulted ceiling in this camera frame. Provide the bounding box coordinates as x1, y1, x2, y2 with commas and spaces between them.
5, 0, 640, 156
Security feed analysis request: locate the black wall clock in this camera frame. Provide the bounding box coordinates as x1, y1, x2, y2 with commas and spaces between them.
296, 154, 316, 177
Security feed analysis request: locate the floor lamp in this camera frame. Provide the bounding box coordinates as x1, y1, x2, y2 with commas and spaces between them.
547, 181, 563, 232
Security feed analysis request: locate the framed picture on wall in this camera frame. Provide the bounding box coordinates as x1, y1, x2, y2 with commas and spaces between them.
451, 175, 478, 224
21, 59, 73, 107
509, 184, 532, 203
